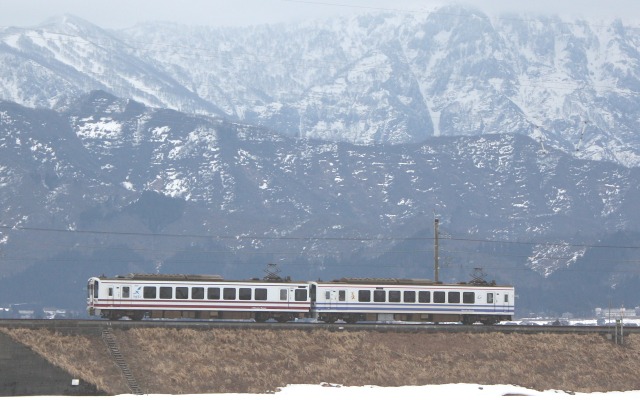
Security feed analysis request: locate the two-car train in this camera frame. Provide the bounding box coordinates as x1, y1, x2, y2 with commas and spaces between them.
87, 273, 514, 324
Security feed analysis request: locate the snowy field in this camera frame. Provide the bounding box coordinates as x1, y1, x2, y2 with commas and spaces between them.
16, 384, 640, 400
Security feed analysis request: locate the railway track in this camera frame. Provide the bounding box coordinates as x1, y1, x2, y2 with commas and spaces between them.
0, 318, 637, 335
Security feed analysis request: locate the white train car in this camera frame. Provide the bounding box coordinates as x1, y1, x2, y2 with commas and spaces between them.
87, 274, 311, 322
310, 278, 514, 324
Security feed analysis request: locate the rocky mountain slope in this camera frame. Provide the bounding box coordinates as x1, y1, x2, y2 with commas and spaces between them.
1, 92, 640, 314
1, 7, 640, 166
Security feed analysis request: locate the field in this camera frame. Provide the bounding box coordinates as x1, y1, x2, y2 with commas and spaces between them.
1, 327, 639, 394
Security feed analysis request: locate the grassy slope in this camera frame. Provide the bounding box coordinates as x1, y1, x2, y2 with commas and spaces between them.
2, 327, 639, 394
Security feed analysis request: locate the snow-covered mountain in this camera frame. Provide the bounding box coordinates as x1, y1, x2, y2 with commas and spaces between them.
1, 91, 640, 314
2, 7, 640, 166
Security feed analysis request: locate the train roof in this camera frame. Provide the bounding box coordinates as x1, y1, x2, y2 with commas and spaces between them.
99, 273, 304, 284
327, 277, 508, 287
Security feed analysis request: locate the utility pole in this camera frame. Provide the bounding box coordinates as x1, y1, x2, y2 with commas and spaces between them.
434, 218, 439, 283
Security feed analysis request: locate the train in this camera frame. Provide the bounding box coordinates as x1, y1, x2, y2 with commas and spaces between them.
87, 273, 514, 324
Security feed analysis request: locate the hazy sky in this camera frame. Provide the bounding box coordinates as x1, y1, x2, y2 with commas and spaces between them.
1, 0, 639, 28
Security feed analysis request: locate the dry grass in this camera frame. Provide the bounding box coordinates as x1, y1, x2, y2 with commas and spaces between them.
4, 327, 640, 394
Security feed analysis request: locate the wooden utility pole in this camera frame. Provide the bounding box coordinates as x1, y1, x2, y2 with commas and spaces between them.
434, 218, 439, 283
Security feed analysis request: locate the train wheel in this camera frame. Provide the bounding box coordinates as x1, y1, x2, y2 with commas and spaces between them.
324, 315, 338, 324
275, 314, 292, 323
254, 313, 269, 323
131, 311, 144, 321
344, 315, 358, 324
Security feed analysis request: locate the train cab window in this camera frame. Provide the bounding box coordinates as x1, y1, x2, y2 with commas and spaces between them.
418, 291, 430, 303
295, 289, 308, 301
389, 290, 401, 302
404, 291, 416, 303
463, 292, 475, 304
339, 290, 346, 301
280, 289, 287, 301
122, 287, 130, 298
176, 287, 189, 299
224, 288, 236, 300
239, 288, 252, 300
487, 293, 494, 303
160, 287, 172, 299
358, 290, 371, 302
207, 287, 220, 300
143, 286, 157, 299
434, 291, 446, 303
93, 281, 99, 298
255, 288, 267, 301
192, 287, 204, 299
373, 290, 386, 303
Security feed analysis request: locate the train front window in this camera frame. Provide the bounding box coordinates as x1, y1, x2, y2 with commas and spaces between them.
93, 281, 99, 298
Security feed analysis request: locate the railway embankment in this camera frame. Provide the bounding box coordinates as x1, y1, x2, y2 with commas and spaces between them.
1, 324, 639, 395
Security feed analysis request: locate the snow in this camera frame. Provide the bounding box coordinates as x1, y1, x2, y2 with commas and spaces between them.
15, 384, 640, 400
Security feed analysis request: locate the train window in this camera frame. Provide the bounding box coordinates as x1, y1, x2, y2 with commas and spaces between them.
418, 291, 430, 303
160, 287, 172, 299
239, 288, 252, 300
404, 291, 416, 303
108, 288, 113, 297
389, 291, 401, 302
358, 290, 370, 302
463, 292, 475, 304
176, 287, 188, 299
487, 293, 494, 303
448, 292, 460, 303
208, 287, 220, 300
325, 291, 331, 300
255, 288, 267, 301
434, 291, 446, 303
93, 282, 99, 298
143, 286, 156, 299
373, 290, 386, 302
339, 290, 346, 301
504, 294, 509, 303
192, 287, 204, 300
122, 287, 130, 298
224, 288, 236, 300
280, 289, 287, 301
295, 289, 308, 301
